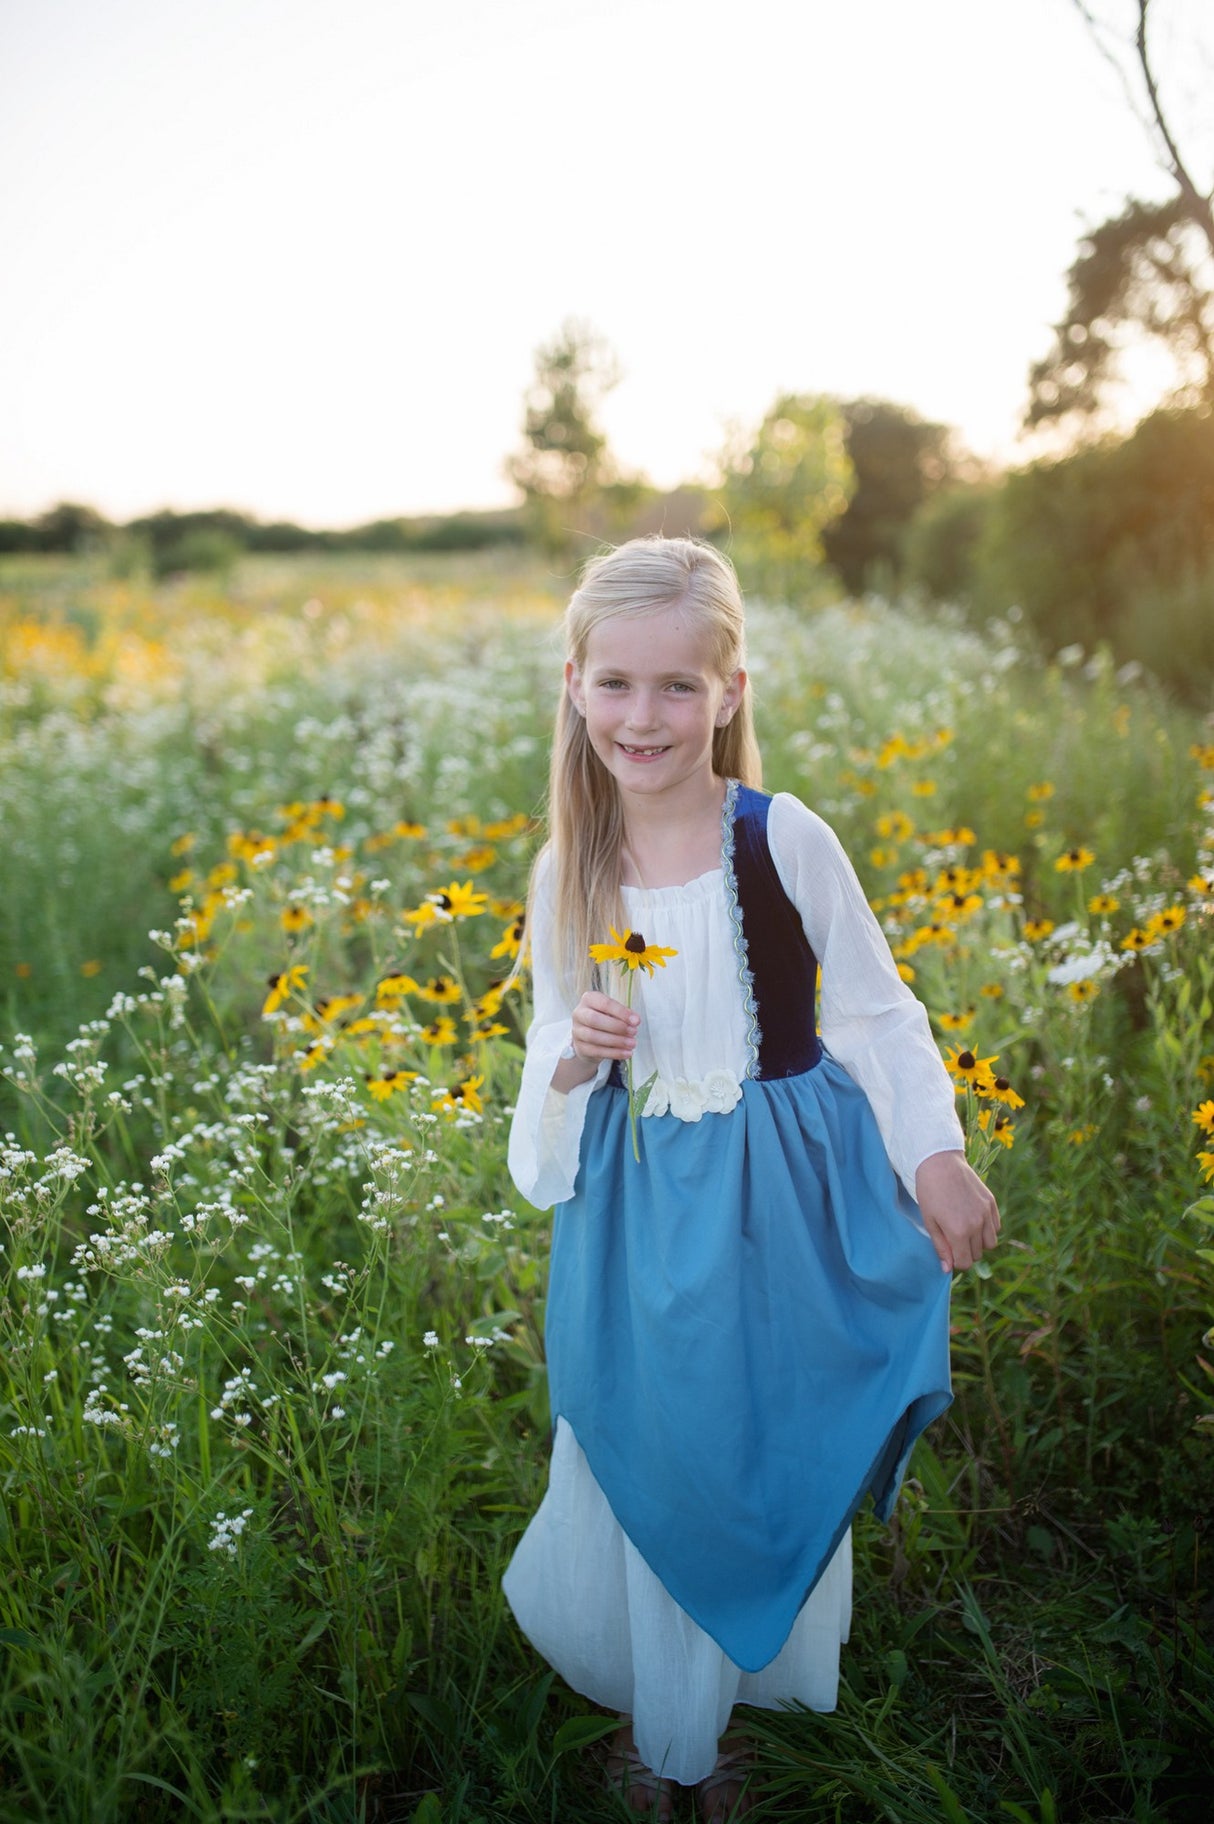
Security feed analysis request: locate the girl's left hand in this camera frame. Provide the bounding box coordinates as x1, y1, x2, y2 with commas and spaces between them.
914, 1151, 1001, 1273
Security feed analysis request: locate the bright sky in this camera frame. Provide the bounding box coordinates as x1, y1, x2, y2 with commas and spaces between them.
2, 0, 1210, 527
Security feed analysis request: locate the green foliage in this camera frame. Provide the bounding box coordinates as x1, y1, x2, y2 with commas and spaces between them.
713, 392, 855, 599
906, 408, 1214, 705
821, 398, 963, 594
1026, 196, 1214, 431
504, 320, 622, 556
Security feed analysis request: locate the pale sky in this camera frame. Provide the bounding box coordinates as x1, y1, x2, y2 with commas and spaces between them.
2, 0, 1211, 527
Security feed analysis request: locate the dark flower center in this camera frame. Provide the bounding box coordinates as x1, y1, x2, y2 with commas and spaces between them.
625, 932, 647, 953
958, 1051, 976, 1070
994, 1076, 1010, 1091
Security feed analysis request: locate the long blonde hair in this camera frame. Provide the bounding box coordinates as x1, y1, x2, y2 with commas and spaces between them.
525, 536, 762, 1001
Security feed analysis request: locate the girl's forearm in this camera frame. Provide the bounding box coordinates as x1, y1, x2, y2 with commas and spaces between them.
551, 1053, 600, 1095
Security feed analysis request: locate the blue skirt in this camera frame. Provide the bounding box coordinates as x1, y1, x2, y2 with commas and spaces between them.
544, 1058, 952, 1675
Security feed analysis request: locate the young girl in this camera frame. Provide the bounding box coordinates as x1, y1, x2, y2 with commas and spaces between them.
503, 537, 1000, 1820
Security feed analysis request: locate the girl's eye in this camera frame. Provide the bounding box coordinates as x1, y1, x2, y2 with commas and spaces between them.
666, 681, 695, 694
598, 678, 628, 691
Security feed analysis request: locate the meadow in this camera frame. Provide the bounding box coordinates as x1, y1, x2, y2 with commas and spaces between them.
1, 549, 1212, 1824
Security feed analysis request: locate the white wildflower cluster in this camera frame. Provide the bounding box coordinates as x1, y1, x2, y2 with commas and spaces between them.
123, 1326, 186, 1390
82, 1384, 133, 1434
148, 1421, 181, 1459
71, 1186, 160, 1271
38, 1147, 92, 1187
1046, 936, 1123, 988
208, 1508, 255, 1556
209, 1365, 275, 1429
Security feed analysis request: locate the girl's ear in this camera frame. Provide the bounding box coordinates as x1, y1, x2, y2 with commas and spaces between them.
717, 667, 747, 725
565, 659, 587, 716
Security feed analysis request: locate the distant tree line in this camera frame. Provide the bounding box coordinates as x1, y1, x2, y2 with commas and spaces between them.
0, 501, 529, 575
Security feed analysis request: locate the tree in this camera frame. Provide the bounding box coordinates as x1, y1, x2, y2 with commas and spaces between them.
1028, 1, 1214, 430
714, 394, 854, 599
820, 399, 964, 594
505, 320, 621, 554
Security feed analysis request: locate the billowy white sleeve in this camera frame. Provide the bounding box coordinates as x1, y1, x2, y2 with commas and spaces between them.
768, 792, 964, 1197
506, 852, 608, 1210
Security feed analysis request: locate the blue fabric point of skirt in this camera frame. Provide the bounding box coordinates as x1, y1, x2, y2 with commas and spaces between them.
544, 1059, 953, 1674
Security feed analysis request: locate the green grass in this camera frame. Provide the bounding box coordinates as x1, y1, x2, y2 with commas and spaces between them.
1, 552, 1212, 1821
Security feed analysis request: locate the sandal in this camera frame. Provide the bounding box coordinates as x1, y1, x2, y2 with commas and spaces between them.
604, 1725, 676, 1819
696, 1740, 755, 1822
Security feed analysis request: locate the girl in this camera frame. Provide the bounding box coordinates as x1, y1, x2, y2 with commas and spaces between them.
503, 537, 999, 1820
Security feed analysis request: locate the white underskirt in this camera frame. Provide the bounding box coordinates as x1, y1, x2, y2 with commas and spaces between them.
502, 1417, 852, 1787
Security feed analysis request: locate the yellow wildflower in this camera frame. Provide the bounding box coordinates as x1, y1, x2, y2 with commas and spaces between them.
1055, 847, 1095, 873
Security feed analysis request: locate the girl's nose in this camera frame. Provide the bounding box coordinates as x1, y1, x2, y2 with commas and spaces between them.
626, 691, 660, 730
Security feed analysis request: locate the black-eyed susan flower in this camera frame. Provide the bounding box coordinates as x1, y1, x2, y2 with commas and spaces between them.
403, 900, 445, 931
1193, 1101, 1214, 1137
911, 780, 937, 797
1190, 742, 1214, 770
263, 964, 308, 1015
437, 880, 489, 919
418, 974, 462, 1005
472, 987, 505, 1021
1066, 980, 1100, 1004
1023, 918, 1055, 942
589, 929, 679, 976
1145, 905, 1185, 938
1025, 810, 1045, 830
456, 844, 498, 872
468, 1021, 510, 1041
420, 1017, 458, 1046
1055, 847, 1095, 873
491, 919, 526, 961
447, 815, 482, 838
208, 860, 239, 889
366, 1070, 414, 1101
170, 832, 196, 857
1121, 927, 1152, 953
980, 983, 1005, 1001
987, 1076, 1026, 1109
896, 961, 916, 983
1088, 893, 1120, 916
977, 1107, 1015, 1148
492, 897, 525, 920
589, 929, 679, 1161
376, 972, 419, 1002
281, 905, 314, 934
394, 819, 427, 839
944, 1045, 998, 1092
1198, 1150, 1214, 1183
313, 992, 364, 1024
433, 1074, 485, 1116
877, 811, 914, 842
1068, 1124, 1099, 1145
297, 1041, 333, 1073
1027, 782, 1055, 802
938, 1010, 975, 1032
1189, 874, 1214, 897
870, 846, 898, 870
169, 867, 195, 894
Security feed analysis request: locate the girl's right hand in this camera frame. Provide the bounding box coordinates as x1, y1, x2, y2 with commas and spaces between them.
569, 990, 640, 1062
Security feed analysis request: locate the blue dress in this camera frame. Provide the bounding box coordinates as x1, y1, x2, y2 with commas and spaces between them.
504, 782, 959, 1780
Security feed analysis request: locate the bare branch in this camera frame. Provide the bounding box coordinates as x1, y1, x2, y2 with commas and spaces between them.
1134, 0, 1214, 259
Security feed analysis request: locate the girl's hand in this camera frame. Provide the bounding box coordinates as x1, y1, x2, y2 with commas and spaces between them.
569, 990, 640, 1062
914, 1150, 1001, 1273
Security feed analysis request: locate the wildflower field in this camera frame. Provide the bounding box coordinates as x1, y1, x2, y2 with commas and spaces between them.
1, 550, 1213, 1824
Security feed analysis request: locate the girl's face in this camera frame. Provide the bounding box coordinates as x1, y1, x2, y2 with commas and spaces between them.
566, 606, 745, 803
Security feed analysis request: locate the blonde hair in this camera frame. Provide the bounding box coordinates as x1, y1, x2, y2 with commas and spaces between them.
525, 535, 762, 1000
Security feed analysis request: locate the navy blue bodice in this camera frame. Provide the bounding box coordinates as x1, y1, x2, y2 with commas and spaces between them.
730, 783, 822, 1080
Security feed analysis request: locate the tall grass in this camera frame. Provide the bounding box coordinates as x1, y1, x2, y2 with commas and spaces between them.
2, 554, 1212, 1821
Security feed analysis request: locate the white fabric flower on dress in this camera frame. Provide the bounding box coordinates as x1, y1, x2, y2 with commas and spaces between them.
641, 1069, 743, 1122
701, 1069, 743, 1115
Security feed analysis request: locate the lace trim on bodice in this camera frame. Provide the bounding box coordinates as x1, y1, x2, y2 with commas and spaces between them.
721, 778, 761, 1081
